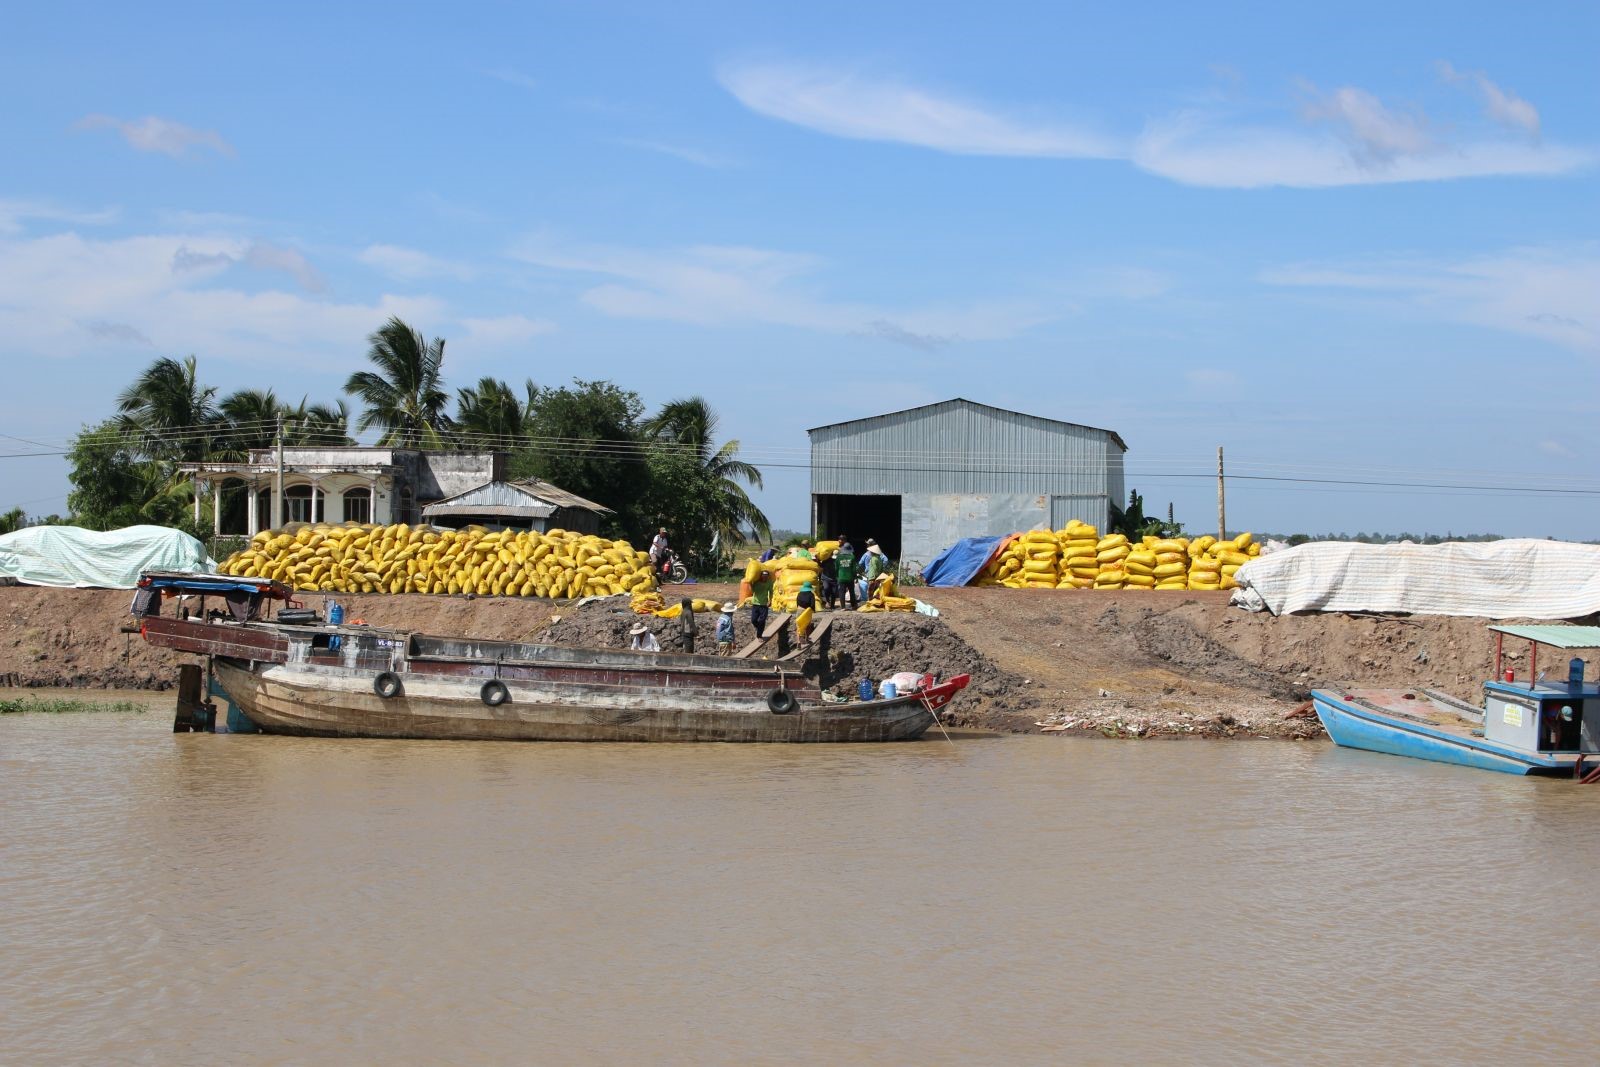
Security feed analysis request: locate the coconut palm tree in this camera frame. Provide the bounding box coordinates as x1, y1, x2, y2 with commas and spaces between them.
644, 396, 771, 552
283, 397, 353, 446
114, 355, 220, 462
344, 317, 453, 447
454, 376, 533, 445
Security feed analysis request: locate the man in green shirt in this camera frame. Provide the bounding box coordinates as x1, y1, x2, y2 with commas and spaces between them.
748, 568, 774, 638
833, 539, 857, 609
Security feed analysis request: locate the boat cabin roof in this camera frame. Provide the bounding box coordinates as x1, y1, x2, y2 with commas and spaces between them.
1488, 623, 1600, 649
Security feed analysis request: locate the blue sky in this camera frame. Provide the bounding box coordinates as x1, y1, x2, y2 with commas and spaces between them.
3, 2, 1598, 537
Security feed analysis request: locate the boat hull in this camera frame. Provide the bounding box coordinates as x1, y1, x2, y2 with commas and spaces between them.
1311, 690, 1567, 776
215, 659, 952, 743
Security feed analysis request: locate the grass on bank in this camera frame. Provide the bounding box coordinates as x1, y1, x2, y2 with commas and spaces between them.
0, 697, 146, 715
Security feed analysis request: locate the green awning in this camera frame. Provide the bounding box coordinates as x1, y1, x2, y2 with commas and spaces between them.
1489, 624, 1600, 649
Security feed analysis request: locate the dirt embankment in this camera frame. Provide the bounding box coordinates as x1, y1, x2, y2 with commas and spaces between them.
0, 583, 1561, 740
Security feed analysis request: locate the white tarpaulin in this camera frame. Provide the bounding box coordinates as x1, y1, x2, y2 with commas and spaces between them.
0, 525, 214, 589
1230, 539, 1600, 618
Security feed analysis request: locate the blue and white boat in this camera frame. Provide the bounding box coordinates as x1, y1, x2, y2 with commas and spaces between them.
1312, 624, 1600, 778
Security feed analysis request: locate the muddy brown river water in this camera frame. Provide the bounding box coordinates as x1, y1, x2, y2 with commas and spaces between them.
3, 701, 1598, 1064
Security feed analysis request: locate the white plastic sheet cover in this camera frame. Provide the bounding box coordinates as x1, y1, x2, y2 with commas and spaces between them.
1230, 539, 1600, 618
0, 525, 214, 589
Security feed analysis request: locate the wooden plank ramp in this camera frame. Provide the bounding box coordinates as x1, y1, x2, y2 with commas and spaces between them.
777, 615, 832, 662
732, 612, 791, 659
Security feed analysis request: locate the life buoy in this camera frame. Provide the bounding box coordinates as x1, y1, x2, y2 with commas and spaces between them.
766, 688, 798, 715
373, 671, 403, 699
481, 679, 510, 707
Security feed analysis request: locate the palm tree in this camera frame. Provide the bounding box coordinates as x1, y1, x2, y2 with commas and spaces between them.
344, 317, 452, 447
283, 397, 353, 446
455, 376, 533, 445
645, 396, 770, 551
216, 387, 282, 456
0, 507, 27, 535
115, 355, 220, 462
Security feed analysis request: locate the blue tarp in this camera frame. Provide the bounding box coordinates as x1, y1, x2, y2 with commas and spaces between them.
922, 536, 1003, 587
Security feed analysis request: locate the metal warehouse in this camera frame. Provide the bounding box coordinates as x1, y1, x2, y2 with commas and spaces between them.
808, 398, 1127, 568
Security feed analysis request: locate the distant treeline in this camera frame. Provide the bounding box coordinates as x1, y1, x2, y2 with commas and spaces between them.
1260, 532, 1564, 545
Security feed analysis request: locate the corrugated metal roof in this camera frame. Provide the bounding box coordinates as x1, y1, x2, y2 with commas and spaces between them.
808, 398, 1123, 498
1489, 624, 1600, 649
420, 478, 612, 518
808, 398, 1128, 453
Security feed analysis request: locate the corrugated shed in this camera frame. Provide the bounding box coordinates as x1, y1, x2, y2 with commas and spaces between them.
809, 399, 1125, 497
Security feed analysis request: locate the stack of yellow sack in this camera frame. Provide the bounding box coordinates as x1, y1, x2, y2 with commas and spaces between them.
631, 590, 667, 614
1017, 530, 1062, 590
1057, 521, 1100, 588
762, 553, 821, 611
1186, 532, 1259, 590
973, 538, 1027, 588
218, 522, 658, 599
1094, 533, 1130, 589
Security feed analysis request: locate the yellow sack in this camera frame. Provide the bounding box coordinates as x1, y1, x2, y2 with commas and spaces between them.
1124, 573, 1156, 588
1124, 560, 1155, 577
812, 540, 839, 561
1060, 576, 1095, 589
795, 605, 815, 638
654, 604, 682, 619
1189, 535, 1217, 556
1232, 532, 1254, 550
1152, 539, 1186, 554
1189, 557, 1221, 573
1220, 563, 1242, 577
1221, 575, 1240, 591
1069, 566, 1099, 579
1096, 544, 1130, 564
1153, 561, 1187, 579
1022, 559, 1056, 575
1127, 550, 1158, 567
1216, 550, 1250, 566
1155, 551, 1186, 566
1155, 579, 1187, 590
743, 559, 762, 583
1096, 534, 1129, 552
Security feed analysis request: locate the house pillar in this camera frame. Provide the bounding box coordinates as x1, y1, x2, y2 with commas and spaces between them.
371, 474, 381, 524
309, 479, 320, 524
212, 480, 222, 540
246, 478, 258, 538
193, 477, 202, 524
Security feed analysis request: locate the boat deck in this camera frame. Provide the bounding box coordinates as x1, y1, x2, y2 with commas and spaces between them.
1331, 688, 1484, 740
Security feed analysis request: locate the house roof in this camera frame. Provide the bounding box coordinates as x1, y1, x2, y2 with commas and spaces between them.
420, 478, 613, 519
806, 397, 1128, 452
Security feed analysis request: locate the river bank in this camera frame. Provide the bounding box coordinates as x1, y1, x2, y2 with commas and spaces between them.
0, 584, 1535, 739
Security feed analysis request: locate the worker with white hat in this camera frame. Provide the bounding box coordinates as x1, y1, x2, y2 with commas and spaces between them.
629, 621, 661, 653
715, 601, 737, 656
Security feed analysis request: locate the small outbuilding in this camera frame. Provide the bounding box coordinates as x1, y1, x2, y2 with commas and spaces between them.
420, 478, 613, 535
809, 398, 1127, 568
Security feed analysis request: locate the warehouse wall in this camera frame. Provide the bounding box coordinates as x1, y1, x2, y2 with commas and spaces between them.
900, 493, 1063, 570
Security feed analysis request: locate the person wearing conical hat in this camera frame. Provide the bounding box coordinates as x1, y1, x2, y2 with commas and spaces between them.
715, 601, 736, 656
628, 621, 661, 653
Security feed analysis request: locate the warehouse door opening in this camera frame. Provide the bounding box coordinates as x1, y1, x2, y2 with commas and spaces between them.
813, 494, 901, 561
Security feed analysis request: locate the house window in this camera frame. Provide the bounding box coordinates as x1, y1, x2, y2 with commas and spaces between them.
284, 484, 317, 523
343, 487, 372, 524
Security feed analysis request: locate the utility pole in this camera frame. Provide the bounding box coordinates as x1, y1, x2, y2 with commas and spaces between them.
1217, 445, 1226, 542
272, 412, 285, 529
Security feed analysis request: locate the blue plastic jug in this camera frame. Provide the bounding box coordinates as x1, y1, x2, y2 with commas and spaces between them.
881, 681, 897, 699
858, 678, 874, 701
328, 600, 344, 650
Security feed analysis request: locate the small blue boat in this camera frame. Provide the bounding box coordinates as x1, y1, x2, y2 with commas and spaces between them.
1313, 624, 1600, 778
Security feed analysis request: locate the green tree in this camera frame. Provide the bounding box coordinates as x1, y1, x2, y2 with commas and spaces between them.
641, 396, 770, 565
0, 507, 27, 535
509, 379, 648, 536
115, 354, 219, 463
66, 419, 192, 530
344, 317, 453, 447
455, 377, 533, 443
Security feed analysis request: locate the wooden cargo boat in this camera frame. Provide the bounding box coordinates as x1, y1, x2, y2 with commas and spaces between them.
133, 572, 969, 742
1312, 624, 1600, 779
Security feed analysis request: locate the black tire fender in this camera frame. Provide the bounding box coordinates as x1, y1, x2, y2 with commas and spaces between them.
767, 688, 798, 715
481, 679, 510, 707
373, 671, 403, 699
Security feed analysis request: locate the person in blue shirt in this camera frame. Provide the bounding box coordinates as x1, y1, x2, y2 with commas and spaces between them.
715, 601, 737, 655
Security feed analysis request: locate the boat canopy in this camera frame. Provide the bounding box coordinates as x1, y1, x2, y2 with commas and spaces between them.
1488, 624, 1600, 649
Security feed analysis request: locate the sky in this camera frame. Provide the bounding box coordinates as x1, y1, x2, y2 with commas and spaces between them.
2, 1, 1598, 538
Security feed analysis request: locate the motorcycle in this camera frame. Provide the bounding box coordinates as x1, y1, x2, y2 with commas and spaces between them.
656, 549, 689, 585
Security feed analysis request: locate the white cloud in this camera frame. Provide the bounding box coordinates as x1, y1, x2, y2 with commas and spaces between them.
461, 314, 556, 347
485, 67, 538, 91
718, 61, 1117, 158
0, 231, 440, 367
1261, 246, 1600, 354
720, 60, 1592, 188
358, 243, 476, 282
613, 138, 738, 169
0, 198, 119, 235
1539, 439, 1575, 458
1301, 84, 1432, 163
170, 239, 325, 292
1439, 62, 1540, 137
510, 236, 1051, 345
76, 114, 234, 158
